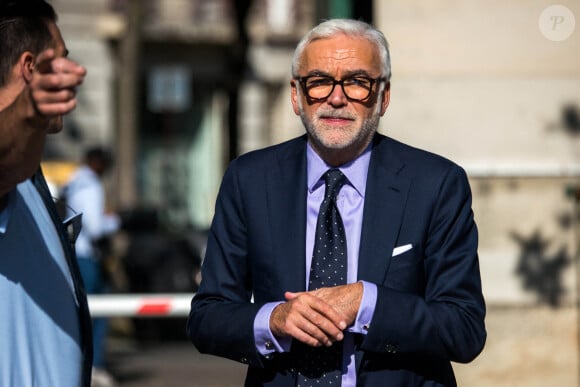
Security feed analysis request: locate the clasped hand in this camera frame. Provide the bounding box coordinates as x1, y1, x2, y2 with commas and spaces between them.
270, 282, 363, 347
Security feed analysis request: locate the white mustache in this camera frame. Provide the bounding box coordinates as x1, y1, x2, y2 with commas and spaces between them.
316, 111, 356, 120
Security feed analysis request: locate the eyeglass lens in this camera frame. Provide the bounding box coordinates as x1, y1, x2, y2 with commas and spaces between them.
304, 77, 374, 100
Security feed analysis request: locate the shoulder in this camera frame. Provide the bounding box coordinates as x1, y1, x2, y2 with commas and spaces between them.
373, 133, 466, 178
69, 166, 97, 181
227, 135, 307, 173
65, 166, 99, 192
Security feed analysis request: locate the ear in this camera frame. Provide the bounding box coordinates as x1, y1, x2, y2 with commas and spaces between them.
379, 82, 391, 116
290, 79, 301, 116
19, 51, 36, 83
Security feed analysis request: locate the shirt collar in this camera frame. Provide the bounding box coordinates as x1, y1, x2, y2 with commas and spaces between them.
306, 141, 371, 197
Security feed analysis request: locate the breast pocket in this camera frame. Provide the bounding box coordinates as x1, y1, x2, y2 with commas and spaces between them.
385, 245, 424, 293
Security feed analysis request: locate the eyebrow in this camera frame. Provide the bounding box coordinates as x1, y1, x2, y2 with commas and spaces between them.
303, 69, 375, 78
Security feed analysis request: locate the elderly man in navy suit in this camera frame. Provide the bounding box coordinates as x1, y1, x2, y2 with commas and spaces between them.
188, 19, 486, 387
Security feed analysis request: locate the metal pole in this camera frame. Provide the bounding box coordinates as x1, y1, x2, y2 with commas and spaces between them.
573, 185, 580, 385
87, 294, 194, 318
116, 0, 142, 208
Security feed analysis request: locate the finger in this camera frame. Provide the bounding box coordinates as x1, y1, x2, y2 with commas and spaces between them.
34, 49, 56, 74
291, 326, 330, 347
284, 291, 302, 301
285, 315, 335, 347
35, 100, 77, 116
32, 91, 78, 115
50, 57, 87, 76
307, 293, 347, 331
37, 53, 86, 77
32, 88, 76, 103
35, 72, 85, 90
273, 296, 343, 346
286, 291, 347, 332
291, 293, 346, 339
31, 85, 79, 116
271, 302, 329, 347
299, 310, 344, 345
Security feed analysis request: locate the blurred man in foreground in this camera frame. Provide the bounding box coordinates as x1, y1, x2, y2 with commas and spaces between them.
0, 1, 92, 385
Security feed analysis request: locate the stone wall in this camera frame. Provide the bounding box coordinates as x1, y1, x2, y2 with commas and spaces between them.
375, 1, 580, 306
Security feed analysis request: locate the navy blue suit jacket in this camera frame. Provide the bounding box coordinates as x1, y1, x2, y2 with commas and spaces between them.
188, 133, 486, 386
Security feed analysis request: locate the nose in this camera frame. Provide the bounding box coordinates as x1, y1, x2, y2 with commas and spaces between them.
326, 83, 348, 107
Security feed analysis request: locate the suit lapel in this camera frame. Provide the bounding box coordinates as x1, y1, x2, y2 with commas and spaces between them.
357, 135, 411, 284
267, 136, 308, 293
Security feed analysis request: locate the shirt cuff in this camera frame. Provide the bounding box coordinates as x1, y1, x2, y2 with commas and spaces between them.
348, 281, 377, 334
254, 301, 292, 356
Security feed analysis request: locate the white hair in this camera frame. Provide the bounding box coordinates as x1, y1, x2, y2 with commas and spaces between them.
292, 19, 391, 81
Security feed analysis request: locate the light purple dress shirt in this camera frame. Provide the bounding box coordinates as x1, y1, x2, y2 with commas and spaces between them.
253, 142, 378, 387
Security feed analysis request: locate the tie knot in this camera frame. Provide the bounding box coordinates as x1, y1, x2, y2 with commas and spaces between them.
323, 169, 346, 200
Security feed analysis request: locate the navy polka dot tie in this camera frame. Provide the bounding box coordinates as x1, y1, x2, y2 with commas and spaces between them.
297, 168, 347, 386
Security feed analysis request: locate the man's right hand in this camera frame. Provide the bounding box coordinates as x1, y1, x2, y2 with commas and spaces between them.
30, 49, 86, 117
270, 291, 347, 347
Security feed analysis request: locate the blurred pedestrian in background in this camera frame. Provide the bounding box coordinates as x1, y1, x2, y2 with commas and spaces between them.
188, 18, 486, 386
0, 0, 92, 385
63, 146, 121, 387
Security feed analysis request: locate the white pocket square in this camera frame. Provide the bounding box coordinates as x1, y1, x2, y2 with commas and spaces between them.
392, 244, 413, 257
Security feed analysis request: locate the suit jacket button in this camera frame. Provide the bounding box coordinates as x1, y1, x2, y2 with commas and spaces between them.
240, 357, 248, 363
265, 341, 274, 350
385, 344, 397, 353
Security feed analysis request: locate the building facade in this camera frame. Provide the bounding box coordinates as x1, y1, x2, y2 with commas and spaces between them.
47, 0, 580, 307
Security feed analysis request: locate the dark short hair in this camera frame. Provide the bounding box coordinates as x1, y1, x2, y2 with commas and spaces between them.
0, 0, 57, 87
85, 146, 113, 165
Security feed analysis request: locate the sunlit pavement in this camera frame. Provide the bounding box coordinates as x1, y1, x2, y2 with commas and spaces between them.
106, 339, 246, 387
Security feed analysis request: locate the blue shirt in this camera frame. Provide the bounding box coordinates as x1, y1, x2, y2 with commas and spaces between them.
0, 180, 83, 386
253, 143, 378, 387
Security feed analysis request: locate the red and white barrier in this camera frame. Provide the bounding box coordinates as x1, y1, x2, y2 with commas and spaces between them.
87, 294, 194, 317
